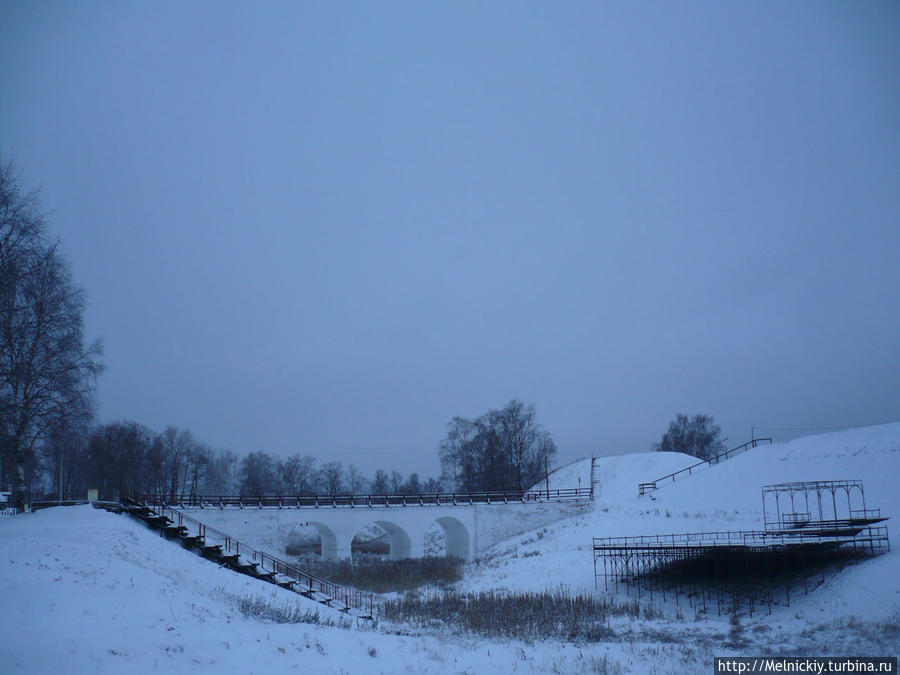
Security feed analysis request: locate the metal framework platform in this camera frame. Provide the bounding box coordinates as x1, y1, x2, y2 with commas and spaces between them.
593, 480, 890, 616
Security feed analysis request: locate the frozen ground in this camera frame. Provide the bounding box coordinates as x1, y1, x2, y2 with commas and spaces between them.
2, 424, 898, 673
463, 424, 900, 656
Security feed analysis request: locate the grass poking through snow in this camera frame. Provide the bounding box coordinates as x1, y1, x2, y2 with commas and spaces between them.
383, 589, 663, 642
301, 554, 464, 593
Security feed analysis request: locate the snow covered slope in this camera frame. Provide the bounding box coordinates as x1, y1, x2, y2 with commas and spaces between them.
534, 450, 695, 500
0, 505, 676, 673
2, 424, 897, 672
536, 456, 593, 491
464, 424, 900, 625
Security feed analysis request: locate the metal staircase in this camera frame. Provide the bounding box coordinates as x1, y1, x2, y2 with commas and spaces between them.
120, 496, 375, 619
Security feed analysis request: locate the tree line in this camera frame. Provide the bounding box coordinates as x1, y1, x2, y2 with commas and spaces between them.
6, 394, 561, 503
0, 157, 560, 508
438, 399, 557, 492
13, 419, 440, 502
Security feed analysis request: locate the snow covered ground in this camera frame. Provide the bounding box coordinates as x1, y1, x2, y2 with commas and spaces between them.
2, 424, 898, 673
462, 424, 900, 656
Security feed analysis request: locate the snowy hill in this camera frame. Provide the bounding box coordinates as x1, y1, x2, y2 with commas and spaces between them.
462, 424, 900, 647
2, 424, 898, 672
0, 505, 615, 673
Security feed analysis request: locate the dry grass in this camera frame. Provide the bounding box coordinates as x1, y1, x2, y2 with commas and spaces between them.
383, 589, 663, 642
302, 554, 464, 593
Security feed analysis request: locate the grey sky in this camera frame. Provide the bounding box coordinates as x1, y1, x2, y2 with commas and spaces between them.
2, 2, 898, 479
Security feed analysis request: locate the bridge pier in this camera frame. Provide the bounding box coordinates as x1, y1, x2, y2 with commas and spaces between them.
336, 539, 352, 561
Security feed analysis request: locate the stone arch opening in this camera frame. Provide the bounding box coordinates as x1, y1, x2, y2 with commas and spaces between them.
286, 521, 338, 560
424, 521, 446, 556
433, 516, 470, 561
369, 520, 412, 560
350, 524, 390, 557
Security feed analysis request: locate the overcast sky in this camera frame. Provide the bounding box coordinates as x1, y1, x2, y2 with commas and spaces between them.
1, 2, 898, 480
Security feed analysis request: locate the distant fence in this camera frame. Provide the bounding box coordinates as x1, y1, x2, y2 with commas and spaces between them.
29, 500, 121, 513
134, 487, 593, 509
31, 499, 90, 511
638, 438, 773, 495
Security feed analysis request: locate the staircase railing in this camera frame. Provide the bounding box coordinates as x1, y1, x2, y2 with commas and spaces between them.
139, 500, 375, 617
638, 438, 773, 495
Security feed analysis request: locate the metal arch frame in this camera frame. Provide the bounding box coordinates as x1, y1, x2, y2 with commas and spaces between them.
761, 480, 867, 531
594, 479, 890, 617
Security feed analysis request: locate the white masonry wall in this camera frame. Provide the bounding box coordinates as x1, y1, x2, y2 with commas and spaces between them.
180, 499, 592, 562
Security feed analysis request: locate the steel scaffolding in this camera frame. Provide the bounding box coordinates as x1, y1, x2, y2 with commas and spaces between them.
593, 481, 890, 616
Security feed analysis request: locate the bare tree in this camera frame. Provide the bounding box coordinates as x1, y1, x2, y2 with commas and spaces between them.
437, 399, 557, 492
389, 470, 403, 494
239, 451, 279, 496
319, 461, 344, 495
655, 413, 725, 460
422, 476, 441, 493
401, 472, 421, 494
279, 453, 316, 494
85, 421, 156, 499
160, 426, 194, 501
42, 422, 91, 501
347, 463, 366, 494
438, 416, 477, 491
186, 442, 213, 501
201, 448, 238, 494
371, 469, 389, 494
500, 400, 540, 491
0, 160, 103, 511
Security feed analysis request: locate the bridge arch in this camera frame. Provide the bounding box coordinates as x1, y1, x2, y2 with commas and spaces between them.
370, 520, 412, 560
433, 516, 470, 560
305, 521, 339, 560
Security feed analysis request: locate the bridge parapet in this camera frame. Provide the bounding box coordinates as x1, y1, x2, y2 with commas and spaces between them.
134, 487, 592, 510
180, 495, 592, 562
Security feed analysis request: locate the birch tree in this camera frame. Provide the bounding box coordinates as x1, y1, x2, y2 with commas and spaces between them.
0, 160, 103, 512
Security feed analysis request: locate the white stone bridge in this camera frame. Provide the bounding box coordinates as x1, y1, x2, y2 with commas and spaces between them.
151, 488, 593, 562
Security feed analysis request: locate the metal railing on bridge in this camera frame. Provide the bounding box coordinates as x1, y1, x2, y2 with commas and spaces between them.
135, 487, 593, 509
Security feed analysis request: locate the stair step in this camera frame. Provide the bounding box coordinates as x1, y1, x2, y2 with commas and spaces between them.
120, 504, 371, 618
